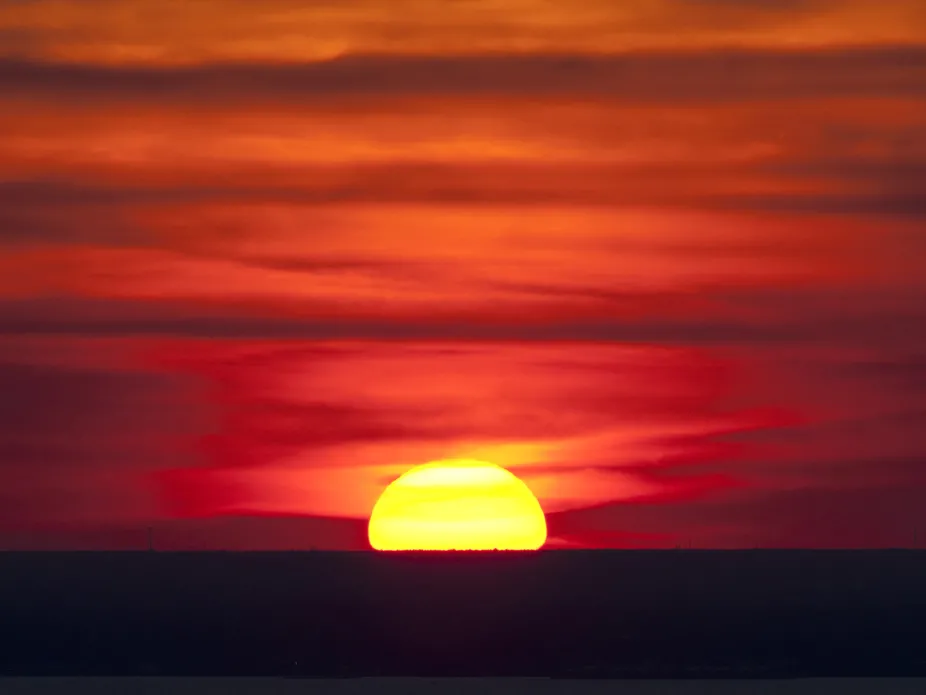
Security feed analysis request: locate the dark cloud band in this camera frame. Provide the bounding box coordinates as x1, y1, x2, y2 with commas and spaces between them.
2, 47, 924, 103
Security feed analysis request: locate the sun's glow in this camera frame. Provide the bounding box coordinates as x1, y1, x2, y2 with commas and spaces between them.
368, 459, 547, 551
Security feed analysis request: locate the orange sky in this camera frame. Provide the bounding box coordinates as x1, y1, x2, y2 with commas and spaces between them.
0, 0, 924, 549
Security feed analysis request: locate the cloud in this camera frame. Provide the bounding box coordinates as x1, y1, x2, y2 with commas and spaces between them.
837, 354, 926, 390
1, 47, 924, 103
0, 360, 195, 445
0, 282, 923, 347
1, 0, 923, 65
4, 317, 925, 546
0, 356, 206, 527
0, 203, 149, 245
0, 514, 368, 550
1, 165, 923, 214
546, 448, 926, 547
1, 46, 922, 220
702, 483, 926, 548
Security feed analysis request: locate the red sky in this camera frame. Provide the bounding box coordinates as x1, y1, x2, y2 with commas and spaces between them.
1, 0, 925, 549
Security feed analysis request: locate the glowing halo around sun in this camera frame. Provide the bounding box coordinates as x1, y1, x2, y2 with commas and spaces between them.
368, 459, 547, 551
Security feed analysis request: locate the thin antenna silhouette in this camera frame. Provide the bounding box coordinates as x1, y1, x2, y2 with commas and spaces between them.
147, 526, 154, 552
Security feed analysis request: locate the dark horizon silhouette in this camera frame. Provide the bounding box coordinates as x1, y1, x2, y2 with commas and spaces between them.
3, 549, 926, 678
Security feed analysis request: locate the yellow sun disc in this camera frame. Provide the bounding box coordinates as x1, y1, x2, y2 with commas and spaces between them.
368, 459, 547, 551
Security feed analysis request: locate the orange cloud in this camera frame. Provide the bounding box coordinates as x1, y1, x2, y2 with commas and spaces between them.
1, 0, 923, 64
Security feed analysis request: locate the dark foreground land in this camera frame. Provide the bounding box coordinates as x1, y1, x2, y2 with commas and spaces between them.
2, 551, 926, 677
4, 679, 926, 695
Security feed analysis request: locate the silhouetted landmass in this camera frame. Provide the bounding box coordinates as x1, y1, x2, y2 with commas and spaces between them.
2, 550, 925, 678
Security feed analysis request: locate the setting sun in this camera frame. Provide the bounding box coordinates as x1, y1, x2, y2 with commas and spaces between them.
368, 460, 547, 551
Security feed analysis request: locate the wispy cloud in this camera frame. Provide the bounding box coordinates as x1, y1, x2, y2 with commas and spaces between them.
2, 0, 923, 63
3, 48, 924, 102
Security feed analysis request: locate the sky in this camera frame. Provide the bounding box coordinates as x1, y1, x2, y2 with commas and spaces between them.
1, 0, 925, 550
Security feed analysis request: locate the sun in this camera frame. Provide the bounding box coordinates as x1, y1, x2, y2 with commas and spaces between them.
368, 459, 547, 551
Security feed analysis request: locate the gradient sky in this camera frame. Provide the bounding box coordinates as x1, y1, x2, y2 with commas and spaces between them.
1, 0, 925, 549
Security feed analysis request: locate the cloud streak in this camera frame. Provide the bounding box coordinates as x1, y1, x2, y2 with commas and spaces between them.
2, 48, 924, 103
1, 168, 922, 215
2, 0, 924, 64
